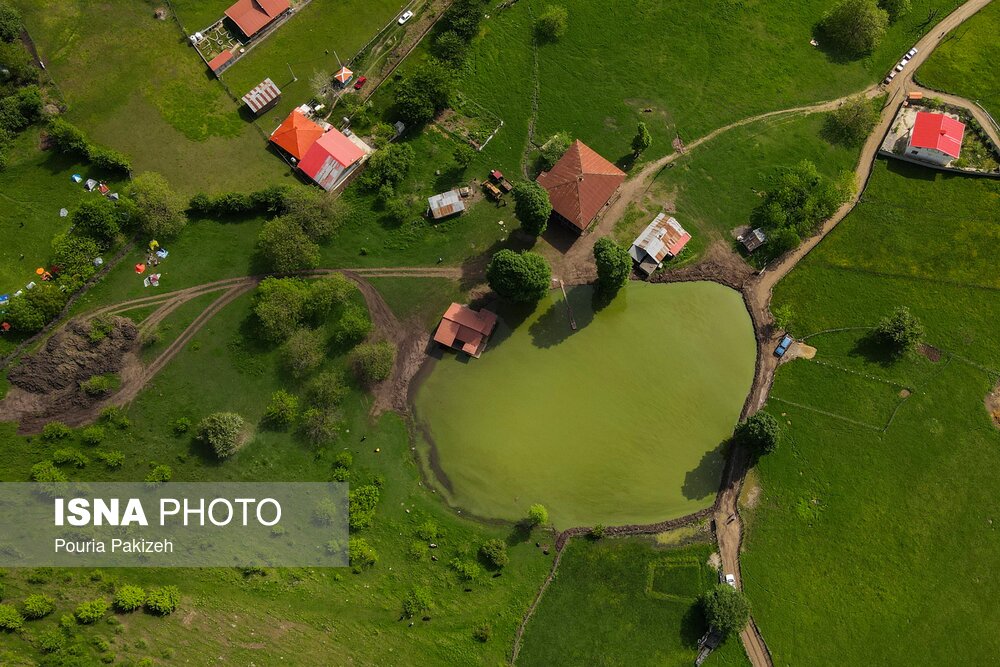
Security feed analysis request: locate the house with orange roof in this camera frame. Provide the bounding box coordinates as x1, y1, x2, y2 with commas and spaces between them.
433, 303, 498, 358
536, 140, 625, 234
269, 109, 325, 161
225, 0, 290, 40
299, 129, 371, 191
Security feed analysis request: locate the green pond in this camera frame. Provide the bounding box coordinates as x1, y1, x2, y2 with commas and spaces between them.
413, 281, 757, 528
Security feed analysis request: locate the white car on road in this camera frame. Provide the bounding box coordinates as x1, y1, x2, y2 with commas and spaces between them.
724, 573, 737, 588
398, 10, 413, 24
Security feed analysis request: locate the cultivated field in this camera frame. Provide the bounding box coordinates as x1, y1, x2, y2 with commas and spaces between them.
741, 161, 1000, 664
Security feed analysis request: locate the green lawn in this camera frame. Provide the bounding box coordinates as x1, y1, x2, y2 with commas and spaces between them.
518, 537, 750, 666
741, 161, 1000, 664
368, 277, 470, 329
917, 1, 1000, 121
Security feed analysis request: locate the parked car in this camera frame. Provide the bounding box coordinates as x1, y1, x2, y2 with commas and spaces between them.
774, 335, 794, 357
907, 47, 919, 57
353, 76, 367, 90
398, 10, 413, 24
724, 573, 737, 588
895, 58, 910, 72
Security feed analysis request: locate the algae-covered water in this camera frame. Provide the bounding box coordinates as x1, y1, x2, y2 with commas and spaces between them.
414, 281, 756, 528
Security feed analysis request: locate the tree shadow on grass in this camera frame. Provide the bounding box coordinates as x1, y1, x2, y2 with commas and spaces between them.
506, 519, 534, 546
850, 333, 898, 368
528, 285, 595, 349
482, 300, 535, 352
681, 439, 729, 501
540, 222, 579, 256
680, 601, 708, 650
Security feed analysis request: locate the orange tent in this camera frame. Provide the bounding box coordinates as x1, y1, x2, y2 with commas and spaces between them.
135, 263, 146, 274
269, 109, 324, 161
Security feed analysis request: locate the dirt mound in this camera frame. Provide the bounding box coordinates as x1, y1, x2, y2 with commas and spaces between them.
986, 383, 1000, 429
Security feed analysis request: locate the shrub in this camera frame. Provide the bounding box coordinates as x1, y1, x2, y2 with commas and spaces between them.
593, 237, 631, 294
333, 451, 353, 469
450, 557, 482, 581
589, 524, 606, 539
348, 537, 379, 572
112, 585, 145, 612
452, 142, 476, 168
0, 1, 21, 43
401, 586, 433, 619
873, 306, 924, 355
145, 586, 180, 615
256, 216, 320, 274
80, 373, 120, 396
304, 273, 354, 323
30, 460, 67, 483
734, 412, 781, 456
299, 408, 339, 446
263, 390, 299, 426
331, 304, 372, 349
3, 282, 68, 333
47, 117, 89, 155
416, 520, 440, 541
479, 539, 509, 569
52, 448, 89, 468
87, 145, 131, 174
472, 623, 492, 642
536, 5, 568, 41
825, 96, 880, 146
196, 412, 246, 459
41, 422, 72, 441
128, 172, 186, 238
538, 132, 570, 171
700, 584, 750, 636
512, 181, 552, 237
351, 341, 396, 385
144, 464, 172, 484
171, 417, 192, 435
407, 540, 429, 561
305, 370, 349, 410
486, 250, 552, 303
253, 277, 311, 343
433, 29, 468, 66
21, 594, 55, 619
631, 121, 652, 157
74, 598, 109, 624
100, 406, 131, 430
0, 603, 23, 631
348, 485, 380, 530
527, 503, 548, 526
96, 450, 125, 469
818, 0, 888, 57
280, 328, 325, 380
37, 628, 65, 653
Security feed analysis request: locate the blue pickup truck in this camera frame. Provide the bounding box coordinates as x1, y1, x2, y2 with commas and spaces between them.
774, 335, 794, 357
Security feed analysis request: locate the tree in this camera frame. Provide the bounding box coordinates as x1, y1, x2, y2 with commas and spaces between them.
46, 117, 89, 156
309, 69, 331, 103
527, 503, 548, 526
351, 341, 396, 384
280, 328, 325, 380
479, 539, 509, 569
196, 412, 246, 459
305, 370, 349, 410
51, 233, 100, 286
74, 598, 109, 624
253, 277, 310, 342
631, 121, 652, 157
873, 306, 924, 355
128, 171, 185, 238
453, 143, 476, 168
701, 584, 750, 636
593, 237, 631, 295
536, 5, 568, 41
818, 0, 888, 57
21, 594, 55, 619
401, 586, 433, 619
878, 0, 911, 22
113, 585, 145, 612
145, 586, 180, 615
394, 60, 454, 125
433, 30, 468, 66
486, 250, 552, 303
303, 273, 354, 323
772, 303, 794, 331
349, 485, 380, 530
71, 198, 123, 248
331, 304, 372, 349
0, 1, 21, 43
751, 161, 852, 249
263, 390, 299, 426
512, 181, 552, 237
358, 143, 415, 191
3, 283, 67, 333
538, 132, 570, 171
826, 96, 879, 146
256, 216, 320, 274
299, 407, 339, 447
734, 412, 781, 456
282, 186, 342, 243
349, 537, 379, 572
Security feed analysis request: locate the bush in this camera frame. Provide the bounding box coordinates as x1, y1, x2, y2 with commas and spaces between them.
401, 586, 433, 619
433, 29, 468, 66
393, 61, 454, 126
473, 623, 492, 642
298, 408, 339, 446
80, 373, 120, 396
171, 417, 192, 435
512, 181, 552, 237
128, 172, 186, 238
527, 503, 548, 526
538, 132, 570, 171
453, 142, 476, 168
71, 198, 123, 248
0, 603, 23, 631
30, 460, 67, 483
145, 586, 180, 615
825, 96, 879, 146
21, 594, 55, 619
358, 143, 415, 191
536, 5, 568, 41
196, 412, 246, 459
87, 145, 131, 174
263, 390, 299, 426
351, 341, 396, 385
3, 282, 68, 333
99, 406, 130, 429
280, 328, 325, 380
0, 1, 21, 43
479, 539, 509, 569
486, 250, 552, 303
52, 448, 89, 468
333, 451, 353, 469
41, 421, 72, 441
416, 520, 440, 541
47, 117, 89, 155
593, 237, 631, 295
450, 557, 482, 581
305, 370, 349, 410
734, 412, 781, 456
96, 450, 125, 469
588, 524, 606, 539
112, 585, 145, 612
348, 485, 380, 530
331, 305, 372, 349
700, 584, 750, 636
873, 306, 924, 355
37, 629, 65, 653
74, 598, 109, 624
144, 464, 172, 484
348, 537, 378, 572
818, 0, 888, 57
631, 121, 652, 157
256, 216, 320, 274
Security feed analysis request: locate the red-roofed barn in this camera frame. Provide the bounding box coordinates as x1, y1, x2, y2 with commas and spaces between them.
270, 109, 324, 161
225, 0, 290, 40
299, 130, 369, 191
536, 140, 625, 233
433, 303, 498, 358
907, 111, 965, 166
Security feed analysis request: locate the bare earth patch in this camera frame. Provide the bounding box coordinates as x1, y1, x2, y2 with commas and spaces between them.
986, 382, 1000, 429
785, 341, 817, 361
918, 343, 943, 362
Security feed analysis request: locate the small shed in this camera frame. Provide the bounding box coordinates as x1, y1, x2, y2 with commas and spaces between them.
207, 49, 235, 75
433, 303, 498, 358
628, 212, 691, 276
242, 78, 282, 116
740, 228, 766, 253
427, 190, 466, 219
333, 66, 354, 88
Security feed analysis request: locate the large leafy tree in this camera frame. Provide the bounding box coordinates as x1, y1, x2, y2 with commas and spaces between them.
486, 250, 552, 303
0, 1, 20, 43
394, 60, 454, 125
512, 181, 552, 237
826, 96, 880, 146
255, 216, 320, 274
536, 5, 568, 41
734, 412, 781, 456
873, 306, 924, 355
701, 584, 751, 636
128, 171, 186, 238
593, 237, 631, 295
819, 0, 888, 57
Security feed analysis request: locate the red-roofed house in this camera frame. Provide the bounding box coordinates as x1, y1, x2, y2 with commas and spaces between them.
300, 129, 371, 191
225, 0, 290, 40
207, 49, 235, 74
536, 140, 625, 233
433, 303, 498, 358
270, 109, 324, 161
628, 213, 691, 276
907, 111, 965, 166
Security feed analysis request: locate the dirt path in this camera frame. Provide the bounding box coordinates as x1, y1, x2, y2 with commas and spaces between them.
910, 83, 1000, 147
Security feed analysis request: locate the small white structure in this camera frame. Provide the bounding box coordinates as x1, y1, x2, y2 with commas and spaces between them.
628, 213, 691, 276
906, 111, 965, 166
427, 190, 466, 220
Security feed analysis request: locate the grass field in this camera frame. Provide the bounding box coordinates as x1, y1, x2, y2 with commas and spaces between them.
518, 537, 750, 666
368, 277, 470, 329
741, 160, 1000, 664
917, 1, 1000, 121
414, 281, 756, 528
0, 289, 553, 665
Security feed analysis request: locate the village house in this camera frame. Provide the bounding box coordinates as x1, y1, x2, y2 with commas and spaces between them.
225, 0, 290, 41
433, 303, 498, 358
536, 140, 625, 234
269, 108, 325, 162
906, 111, 965, 166
241, 78, 282, 117
628, 213, 691, 276
299, 128, 371, 191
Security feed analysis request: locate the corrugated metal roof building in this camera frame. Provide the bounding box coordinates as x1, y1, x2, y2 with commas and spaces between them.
242, 78, 282, 116
628, 213, 691, 276
427, 190, 466, 219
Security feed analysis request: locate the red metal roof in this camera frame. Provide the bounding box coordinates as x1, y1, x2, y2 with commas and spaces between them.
334, 67, 354, 84
269, 109, 324, 160
242, 77, 281, 113
299, 130, 366, 190
207, 49, 234, 72
432, 303, 498, 358
536, 140, 625, 231
225, 0, 289, 38
910, 111, 965, 159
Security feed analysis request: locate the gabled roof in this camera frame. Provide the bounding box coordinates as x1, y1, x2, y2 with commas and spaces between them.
910, 111, 965, 159
270, 109, 324, 160
299, 130, 367, 190
207, 49, 234, 72
427, 190, 466, 219
433, 303, 498, 358
242, 78, 281, 113
536, 140, 625, 231
629, 213, 691, 266
225, 0, 290, 38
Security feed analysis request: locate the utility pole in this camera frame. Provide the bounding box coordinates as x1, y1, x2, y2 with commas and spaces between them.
287, 62, 297, 83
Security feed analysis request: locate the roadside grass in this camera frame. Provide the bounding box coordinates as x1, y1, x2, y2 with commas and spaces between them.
13, 0, 290, 195
0, 290, 553, 664
743, 160, 1000, 664
916, 1, 1000, 121
367, 277, 469, 329
136, 290, 223, 363
518, 537, 749, 666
